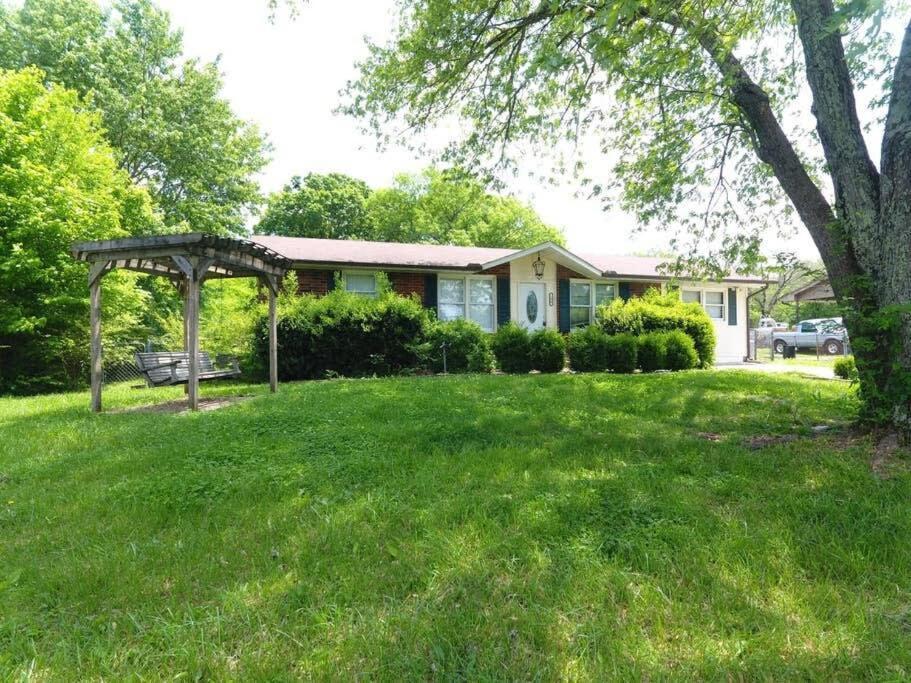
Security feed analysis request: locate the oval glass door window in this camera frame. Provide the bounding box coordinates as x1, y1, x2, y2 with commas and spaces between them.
526, 291, 538, 323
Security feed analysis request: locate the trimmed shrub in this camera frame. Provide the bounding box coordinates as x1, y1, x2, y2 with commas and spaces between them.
252, 289, 430, 380
529, 329, 566, 373
598, 290, 716, 367
491, 322, 532, 373
663, 330, 699, 370
426, 319, 494, 373
605, 333, 638, 373
566, 325, 610, 372
834, 356, 858, 380
637, 332, 667, 372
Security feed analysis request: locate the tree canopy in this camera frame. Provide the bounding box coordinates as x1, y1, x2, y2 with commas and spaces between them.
0, 68, 160, 393
343, 0, 911, 435
258, 168, 565, 248
257, 173, 374, 240
0, 0, 268, 235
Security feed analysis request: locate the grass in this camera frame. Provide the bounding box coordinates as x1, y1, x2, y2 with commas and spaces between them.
754, 350, 850, 366
0, 371, 909, 680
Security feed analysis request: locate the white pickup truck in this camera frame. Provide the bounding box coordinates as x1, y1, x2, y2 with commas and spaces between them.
772, 318, 848, 355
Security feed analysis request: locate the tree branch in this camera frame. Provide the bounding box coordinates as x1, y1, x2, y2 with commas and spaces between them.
881, 17, 911, 189
790, 0, 880, 269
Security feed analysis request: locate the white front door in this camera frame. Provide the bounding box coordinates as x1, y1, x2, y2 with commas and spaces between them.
517, 283, 546, 331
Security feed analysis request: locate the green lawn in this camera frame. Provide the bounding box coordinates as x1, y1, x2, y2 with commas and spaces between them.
1, 372, 909, 680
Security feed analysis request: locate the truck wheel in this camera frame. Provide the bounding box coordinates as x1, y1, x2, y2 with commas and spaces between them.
774, 339, 786, 354
825, 339, 843, 355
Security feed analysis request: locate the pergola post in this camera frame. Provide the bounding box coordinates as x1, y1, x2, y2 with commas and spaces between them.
261, 275, 279, 393
87, 261, 110, 413
179, 279, 189, 396
186, 269, 200, 410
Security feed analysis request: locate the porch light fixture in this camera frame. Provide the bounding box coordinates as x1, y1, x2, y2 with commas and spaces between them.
532, 253, 545, 280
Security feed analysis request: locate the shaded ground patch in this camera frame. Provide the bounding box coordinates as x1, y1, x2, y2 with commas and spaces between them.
112, 394, 252, 414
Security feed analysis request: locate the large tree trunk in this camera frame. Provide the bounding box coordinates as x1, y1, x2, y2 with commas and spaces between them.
697, 0, 911, 437
790, 0, 911, 438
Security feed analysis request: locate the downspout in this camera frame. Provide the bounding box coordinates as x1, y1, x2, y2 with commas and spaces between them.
745, 284, 769, 362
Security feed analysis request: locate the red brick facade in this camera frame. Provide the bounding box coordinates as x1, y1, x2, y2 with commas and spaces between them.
295, 268, 426, 300
556, 264, 589, 280
628, 281, 661, 298
388, 272, 426, 299
293, 264, 663, 331
295, 269, 331, 295
480, 263, 510, 277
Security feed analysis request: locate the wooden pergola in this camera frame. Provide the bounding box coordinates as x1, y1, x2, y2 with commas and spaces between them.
71, 233, 290, 412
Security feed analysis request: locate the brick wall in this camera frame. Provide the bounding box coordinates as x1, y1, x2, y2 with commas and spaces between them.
628, 281, 661, 298
480, 263, 510, 276
388, 272, 425, 299
296, 269, 330, 295
556, 264, 588, 280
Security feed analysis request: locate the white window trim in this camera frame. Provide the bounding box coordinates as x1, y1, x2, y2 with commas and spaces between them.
437, 274, 497, 332
569, 278, 619, 328
681, 287, 726, 321
342, 270, 378, 297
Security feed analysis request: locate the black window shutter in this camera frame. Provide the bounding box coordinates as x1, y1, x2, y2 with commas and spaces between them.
558, 279, 570, 333
496, 276, 510, 328
728, 287, 738, 326
619, 282, 631, 301
423, 273, 438, 310
327, 270, 336, 291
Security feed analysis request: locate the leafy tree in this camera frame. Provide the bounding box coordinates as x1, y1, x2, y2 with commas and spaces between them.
0, 68, 160, 393
750, 254, 823, 323
367, 168, 565, 247
343, 0, 911, 436
257, 173, 374, 239
0, 0, 268, 235
258, 168, 564, 248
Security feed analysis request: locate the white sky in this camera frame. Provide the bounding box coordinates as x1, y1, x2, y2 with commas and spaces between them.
157, 0, 826, 259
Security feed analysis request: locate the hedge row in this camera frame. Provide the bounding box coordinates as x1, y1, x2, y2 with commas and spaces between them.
253, 288, 707, 379
597, 290, 716, 367
565, 327, 698, 373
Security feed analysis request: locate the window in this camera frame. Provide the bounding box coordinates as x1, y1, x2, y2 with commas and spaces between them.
681, 289, 702, 305
438, 276, 495, 332
704, 291, 724, 319
345, 272, 377, 297
570, 281, 617, 328
800, 322, 817, 333
570, 282, 591, 327
681, 289, 724, 319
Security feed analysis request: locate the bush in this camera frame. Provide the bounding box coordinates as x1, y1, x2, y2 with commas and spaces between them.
605, 333, 638, 373
663, 330, 699, 370
252, 288, 430, 380
598, 290, 716, 367
834, 356, 858, 380
491, 322, 532, 373
529, 329, 566, 373
637, 332, 667, 372
426, 319, 493, 373
566, 325, 610, 372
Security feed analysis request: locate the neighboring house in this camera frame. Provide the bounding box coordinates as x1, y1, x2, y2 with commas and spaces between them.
251, 236, 768, 363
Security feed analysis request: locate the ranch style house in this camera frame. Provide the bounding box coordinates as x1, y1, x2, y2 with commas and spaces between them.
251, 236, 768, 363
